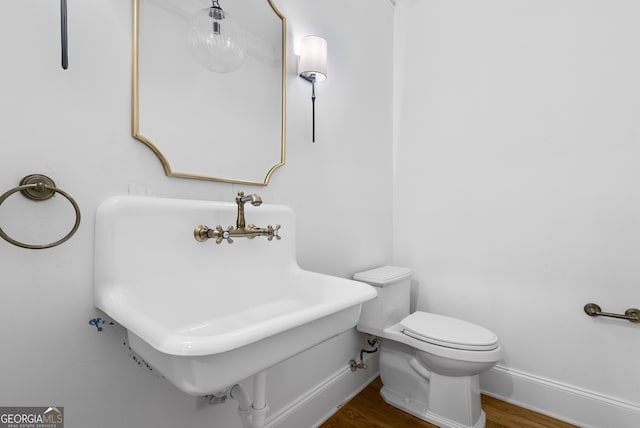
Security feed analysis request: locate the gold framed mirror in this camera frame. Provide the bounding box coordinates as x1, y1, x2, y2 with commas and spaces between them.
132, 0, 286, 186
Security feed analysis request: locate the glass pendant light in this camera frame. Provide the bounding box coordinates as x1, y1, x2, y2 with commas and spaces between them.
187, 0, 247, 73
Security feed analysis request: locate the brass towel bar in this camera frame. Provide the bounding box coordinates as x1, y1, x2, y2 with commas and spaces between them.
584, 303, 640, 323
0, 174, 81, 249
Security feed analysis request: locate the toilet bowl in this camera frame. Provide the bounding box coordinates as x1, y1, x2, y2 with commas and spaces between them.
354, 266, 501, 428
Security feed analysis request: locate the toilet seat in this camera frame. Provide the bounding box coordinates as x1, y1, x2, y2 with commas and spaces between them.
400, 312, 499, 351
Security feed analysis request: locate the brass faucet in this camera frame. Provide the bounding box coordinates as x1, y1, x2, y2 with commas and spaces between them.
194, 191, 281, 244
235, 191, 262, 229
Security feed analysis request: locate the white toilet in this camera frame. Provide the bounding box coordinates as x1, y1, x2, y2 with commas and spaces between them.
354, 266, 501, 428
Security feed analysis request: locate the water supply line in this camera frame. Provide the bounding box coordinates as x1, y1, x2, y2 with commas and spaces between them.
350, 337, 379, 371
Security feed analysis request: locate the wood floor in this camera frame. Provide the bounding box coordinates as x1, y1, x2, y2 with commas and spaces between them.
320, 378, 577, 428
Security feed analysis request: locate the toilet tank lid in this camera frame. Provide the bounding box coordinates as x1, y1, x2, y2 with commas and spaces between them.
353, 266, 413, 287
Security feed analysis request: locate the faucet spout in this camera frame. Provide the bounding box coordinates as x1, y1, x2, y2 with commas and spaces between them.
236, 191, 262, 229
238, 192, 262, 207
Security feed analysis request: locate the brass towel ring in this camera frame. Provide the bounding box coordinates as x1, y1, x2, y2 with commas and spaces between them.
0, 174, 81, 249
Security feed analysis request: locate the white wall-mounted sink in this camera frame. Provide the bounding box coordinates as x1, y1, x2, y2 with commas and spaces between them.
94, 195, 376, 395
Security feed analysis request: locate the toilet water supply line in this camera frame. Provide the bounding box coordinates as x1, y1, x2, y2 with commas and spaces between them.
350, 337, 380, 371
211, 371, 268, 428
348, 337, 429, 380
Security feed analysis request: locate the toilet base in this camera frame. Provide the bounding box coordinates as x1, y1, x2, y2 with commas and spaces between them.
381, 385, 486, 428
378, 341, 487, 428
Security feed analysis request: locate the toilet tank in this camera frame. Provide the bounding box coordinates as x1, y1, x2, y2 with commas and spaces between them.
354, 266, 414, 336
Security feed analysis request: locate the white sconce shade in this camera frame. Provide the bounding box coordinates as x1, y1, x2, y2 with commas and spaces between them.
298, 36, 327, 82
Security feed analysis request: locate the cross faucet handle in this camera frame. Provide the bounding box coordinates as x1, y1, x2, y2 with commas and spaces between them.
193, 224, 234, 244
267, 224, 281, 241
214, 225, 234, 244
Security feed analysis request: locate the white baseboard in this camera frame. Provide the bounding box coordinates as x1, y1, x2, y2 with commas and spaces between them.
266, 359, 640, 428
480, 365, 640, 428
266, 353, 380, 428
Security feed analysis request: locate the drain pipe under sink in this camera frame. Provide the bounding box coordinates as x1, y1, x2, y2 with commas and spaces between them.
229, 371, 269, 428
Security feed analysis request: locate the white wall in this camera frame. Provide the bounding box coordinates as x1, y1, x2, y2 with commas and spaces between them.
0, 0, 393, 427
394, 0, 640, 426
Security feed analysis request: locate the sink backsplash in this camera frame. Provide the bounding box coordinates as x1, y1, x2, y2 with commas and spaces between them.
94, 195, 295, 298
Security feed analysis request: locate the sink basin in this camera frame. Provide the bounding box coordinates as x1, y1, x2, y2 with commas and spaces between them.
94, 195, 376, 395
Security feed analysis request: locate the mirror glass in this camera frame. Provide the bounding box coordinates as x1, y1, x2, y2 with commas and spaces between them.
133, 0, 286, 185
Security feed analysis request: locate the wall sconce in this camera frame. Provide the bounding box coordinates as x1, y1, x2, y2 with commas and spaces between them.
187, 0, 248, 73
298, 36, 327, 143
